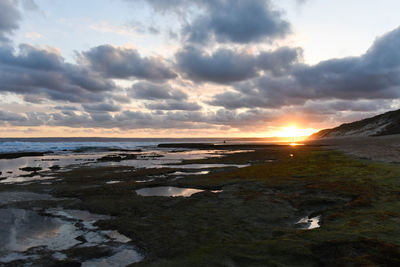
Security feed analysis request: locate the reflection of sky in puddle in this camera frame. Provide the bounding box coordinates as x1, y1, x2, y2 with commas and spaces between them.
82, 246, 143, 267
170, 170, 210, 176
296, 215, 321, 230
136, 186, 204, 197
106, 180, 121, 184
0, 208, 83, 253
0, 149, 252, 184
211, 190, 223, 193
0, 208, 143, 265
159, 163, 249, 169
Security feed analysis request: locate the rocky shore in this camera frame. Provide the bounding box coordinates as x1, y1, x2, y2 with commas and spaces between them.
0, 144, 399, 266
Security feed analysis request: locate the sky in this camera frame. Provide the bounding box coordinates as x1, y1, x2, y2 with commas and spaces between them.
1, 0, 400, 138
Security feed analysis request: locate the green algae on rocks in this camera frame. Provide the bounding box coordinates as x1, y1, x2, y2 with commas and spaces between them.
2, 145, 400, 266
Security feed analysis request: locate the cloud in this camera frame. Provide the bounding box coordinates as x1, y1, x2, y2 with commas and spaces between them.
0, 0, 21, 43
145, 100, 202, 111
175, 45, 302, 84
83, 102, 121, 112
130, 82, 187, 100
0, 107, 278, 131
21, 0, 41, 13
209, 26, 400, 109
176, 46, 258, 84
54, 105, 79, 111
81, 45, 176, 82
0, 44, 117, 102
0, 110, 27, 123
140, 0, 290, 44
183, 0, 290, 44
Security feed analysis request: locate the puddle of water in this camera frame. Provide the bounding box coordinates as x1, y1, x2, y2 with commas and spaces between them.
0, 208, 83, 254
52, 252, 67, 261
295, 215, 321, 230
0, 207, 144, 265
103, 230, 131, 243
1, 148, 254, 185
170, 170, 210, 176
106, 180, 121, 184
82, 245, 143, 267
0, 252, 38, 263
45, 208, 112, 230
136, 186, 204, 197
159, 163, 249, 169
211, 190, 223, 193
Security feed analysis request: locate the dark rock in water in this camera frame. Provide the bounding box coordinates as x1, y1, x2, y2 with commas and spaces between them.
0, 151, 53, 159
49, 165, 61, 170
19, 167, 42, 172
97, 153, 138, 162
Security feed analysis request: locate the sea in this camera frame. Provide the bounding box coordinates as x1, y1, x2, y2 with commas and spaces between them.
0, 137, 283, 153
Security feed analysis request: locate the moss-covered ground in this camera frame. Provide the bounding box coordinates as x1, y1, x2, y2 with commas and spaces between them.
2, 145, 400, 266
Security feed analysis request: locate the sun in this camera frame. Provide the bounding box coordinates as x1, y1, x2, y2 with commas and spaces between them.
272, 126, 317, 140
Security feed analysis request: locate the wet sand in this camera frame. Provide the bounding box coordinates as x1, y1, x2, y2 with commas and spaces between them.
306, 134, 400, 163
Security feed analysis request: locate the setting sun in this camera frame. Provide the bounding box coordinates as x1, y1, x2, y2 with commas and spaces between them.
271, 126, 317, 139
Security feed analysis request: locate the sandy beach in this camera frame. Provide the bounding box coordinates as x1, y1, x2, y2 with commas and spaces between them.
307, 134, 400, 163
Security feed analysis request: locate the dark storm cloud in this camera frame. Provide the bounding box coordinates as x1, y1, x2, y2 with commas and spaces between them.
0, 0, 21, 43
145, 100, 202, 111
0, 110, 49, 126
257, 47, 303, 75
83, 102, 121, 112
175, 46, 301, 84
0, 44, 117, 102
0, 110, 27, 122
130, 82, 188, 100
82, 45, 176, 82
140, 0, 290, 44
209, 26, 400, 110
301, 100, 393, 115
183, 0, 290, 44
175, 46, 258, 83
54, 105, 79, 111
1, 107, 278, 131
292, 27, 400, 100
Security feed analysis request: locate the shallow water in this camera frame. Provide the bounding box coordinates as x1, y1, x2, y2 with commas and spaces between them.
82, 246, 144, 267
159, 163, 250, 169
170, 170, 210, 176
296, 215, 321, 229
0, 207, 143, 264
1, 148, 252, 184
136, 186, 204, 197
0, 208, 83, 254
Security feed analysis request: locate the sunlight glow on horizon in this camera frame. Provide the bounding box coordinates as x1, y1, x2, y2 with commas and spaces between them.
269, 126, 318, 140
